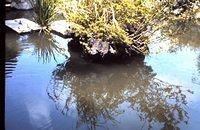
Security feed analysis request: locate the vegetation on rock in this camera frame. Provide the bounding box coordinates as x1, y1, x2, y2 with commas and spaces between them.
60, 0, 163, 58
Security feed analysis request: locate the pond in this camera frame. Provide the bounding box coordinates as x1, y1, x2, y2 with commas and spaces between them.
5, 12, 200, 130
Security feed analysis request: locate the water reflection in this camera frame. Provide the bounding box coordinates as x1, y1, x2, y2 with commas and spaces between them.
29, 33, 66, 63
192, 54, 200, 85
5, 31, 69, 79
47, 55, 192, 130
6, 39, 19, 77
161, 22, 200, 49
5, 32, 29, 77
156, 22, 200, 86
26, 99, 53, 130
6, 10, 34, 20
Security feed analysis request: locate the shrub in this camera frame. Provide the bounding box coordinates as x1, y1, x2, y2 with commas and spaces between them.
61, 0, 161, 56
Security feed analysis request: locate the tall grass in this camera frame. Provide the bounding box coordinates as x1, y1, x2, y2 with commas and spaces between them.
31, 0, 59, 27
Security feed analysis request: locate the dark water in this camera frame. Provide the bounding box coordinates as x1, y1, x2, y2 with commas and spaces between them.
5, 11, 200, 130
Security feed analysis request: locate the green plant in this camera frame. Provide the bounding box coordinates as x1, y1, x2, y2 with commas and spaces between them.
31, 0, 59, 28
60, 0, 162, 56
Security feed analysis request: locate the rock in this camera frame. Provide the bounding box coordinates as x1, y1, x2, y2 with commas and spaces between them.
10, 0, 33, 10
50, 20, 73, 38
6, 0, 11, 3
172, 8, 184, 15
5, 18, 41, 34
195, 12, 200, 20
88, 39, 113, 55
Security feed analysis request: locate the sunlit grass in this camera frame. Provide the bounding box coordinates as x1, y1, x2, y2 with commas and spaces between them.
30, 0, 59, 28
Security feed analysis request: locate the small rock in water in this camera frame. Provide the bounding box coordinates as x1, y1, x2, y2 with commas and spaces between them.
6, 18, 41, 34
19, 35, 28, 42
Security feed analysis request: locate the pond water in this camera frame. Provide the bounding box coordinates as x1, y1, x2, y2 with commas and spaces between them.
5, 11, 200, 130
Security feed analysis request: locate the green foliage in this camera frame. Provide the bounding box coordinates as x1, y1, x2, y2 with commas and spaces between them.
61, 0, 159, 53
157, 0, 199, 26
31, 0, 59, 27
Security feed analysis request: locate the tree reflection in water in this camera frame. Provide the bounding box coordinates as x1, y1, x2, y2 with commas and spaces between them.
47, 56, 192, 130
160, 22, 200, 86
193, 54, 200, 85
161, 22, 200, 50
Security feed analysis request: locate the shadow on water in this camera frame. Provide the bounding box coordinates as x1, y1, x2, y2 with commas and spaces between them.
47, 50, 193, 130
6, 10, 34, 20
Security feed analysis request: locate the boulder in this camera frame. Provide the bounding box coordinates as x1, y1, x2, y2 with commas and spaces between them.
11, 0, 33, 10
6, 0, 11, 3
5, 18, 41, 34
50, 20, 74, 38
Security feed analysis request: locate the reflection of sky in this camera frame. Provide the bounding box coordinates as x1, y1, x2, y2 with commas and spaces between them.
145, 46, 199, 87
145, 31, 200, 130
6, 50, 60, 130
5, 33, 70, 130
26, 99, 52, 129
51, 34, 71, 58
146, 30, 200, 88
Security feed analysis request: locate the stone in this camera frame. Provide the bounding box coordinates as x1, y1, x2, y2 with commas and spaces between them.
50, 20, 73, 38
6, 0, 11, 3
89, 39, 110, 55
5, 18, 41, 34
10, 0, 33, 10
